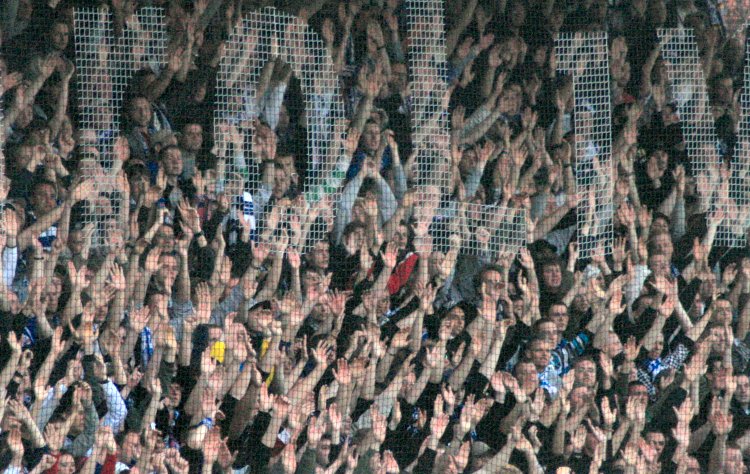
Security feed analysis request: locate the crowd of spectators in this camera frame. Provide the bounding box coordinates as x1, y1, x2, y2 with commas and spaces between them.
0, 0, 748, 472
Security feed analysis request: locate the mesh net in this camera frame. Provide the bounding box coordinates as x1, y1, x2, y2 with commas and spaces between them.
724, 26, 750, 247
405, 0, 450, 193
73, 6, 167, 244
554, 31, 614, 260
214, 7, 347, 250
0, 72, 4, 182
406, 0, 526, 260
3, 1, 750, 473
657, 28, 733, 245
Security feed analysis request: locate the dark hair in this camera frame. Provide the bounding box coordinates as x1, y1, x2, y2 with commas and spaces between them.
342, 221, 367, 239
652, 211, 671, 226
126, 94, 150, 109
128, 69, 158, 98
158, 144, 181, 162
545, 302, 568, 316
275, 143, 295, 159
706, 355, 726, 375
573, 355, 595, 367
532, 317, 556, 332
359, 177, 379, 197
538, 255, 563, 271
627, 380, 648, 391
526, 335, 549, 350
31, 178, 57, 196
473, 264, 505, 292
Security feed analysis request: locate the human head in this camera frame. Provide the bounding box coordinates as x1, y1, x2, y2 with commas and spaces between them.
440, 306, 466, 340
711, 298, 733, 326
647, 252, 671, 278
10, 144, 36, 172
515, 360, 539, 392
547, 303, 569, 334
646, 0, 667, 27
735, 375, 750, 405
533, 317, 559, 346
568, 386, 591, 412
301, 267, 323, 295
725, 445, 747, 474
540, 257, 563, 289
180, 123, 203, 152
360, 120, 381, 154
650, 212, 670, 235
160, 145, 183, 178
57, 452, 75, 474
627, 381, 649, 399
154, 224, 175, 253
49, 20, 70, 52
391, 221, 411, 251
389, 62, 408, 93
644, 428, 666, 460
342, 221, 366, 254
30, 179, 57, 215
126, 96, 152, 128
600, 331, 623, 358
712, 74, 734, 105
573, 356, 597, 388
476, 264, 505, 303
525, 337, 552, 371
706, 355, 730, 391
156, 253, 179, 288
508, 0, 526, 28
275, 153, 298, 188
458, 147, 478, 178
118, 431, 142, 464
303, 241, 328, 273
272, 163, 291, 199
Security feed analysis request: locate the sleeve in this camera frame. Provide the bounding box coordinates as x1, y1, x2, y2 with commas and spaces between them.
375, 175, 398, 226
390, 156, 407, 201
0, 0, 21, 38
413, 448, 437, 474
2, 246, 18, 287
386, 37, 405, 64
203, 209, 228, 241
663, 343, 690, 371
333, 174, 364, 244
232, 411, 272, 471
460, 103, 493, 141
158, 360, 177, 397
294, 447, 318, 474
637, 366, 658, 399
169, 300, 195, 342
98, 453, 118, 474
252, 185, 273, 222
36, 385, 65, 430
463, 167, 484, 201
353, 449, 377, 474
209, 285, 244, 327
261, 84, 288, 131
69, 402, 99, 457
551, 331, 591, 376
99, 380, 128, 434
196, 0, 223, 30
447, 51, 477, 83
671, 196, 686, 241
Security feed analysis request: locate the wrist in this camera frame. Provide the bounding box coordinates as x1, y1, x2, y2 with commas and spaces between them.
194, 417, 214, 429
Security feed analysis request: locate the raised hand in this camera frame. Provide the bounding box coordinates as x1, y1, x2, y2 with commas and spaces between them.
600, 397, 617, 427
311, 340, 332, 365
380, 241, 399, 269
